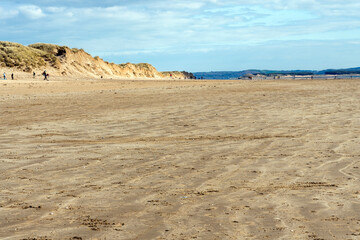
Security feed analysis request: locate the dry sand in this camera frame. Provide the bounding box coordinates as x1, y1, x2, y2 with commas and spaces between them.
0, 77, 360, 240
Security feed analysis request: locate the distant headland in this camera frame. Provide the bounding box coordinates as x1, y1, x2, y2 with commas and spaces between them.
194, 67, 360, 80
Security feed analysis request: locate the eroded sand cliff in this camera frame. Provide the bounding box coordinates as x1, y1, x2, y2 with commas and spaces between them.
0, 41, 193, 79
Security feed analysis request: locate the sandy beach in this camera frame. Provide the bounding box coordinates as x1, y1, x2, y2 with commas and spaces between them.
1, 77, 360, 240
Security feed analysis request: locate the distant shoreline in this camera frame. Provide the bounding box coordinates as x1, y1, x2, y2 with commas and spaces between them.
194, 68, 360, 79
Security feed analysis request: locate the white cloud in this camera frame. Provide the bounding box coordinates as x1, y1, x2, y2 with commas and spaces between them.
19, 5, 45, 19
151, 1, 205, 10
46, 7, 66, 13
0, 7, 18, 19
220, 0, 360, 16
2, 0, 360, 66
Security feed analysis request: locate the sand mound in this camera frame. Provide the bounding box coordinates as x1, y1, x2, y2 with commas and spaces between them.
0, 41, 193, 79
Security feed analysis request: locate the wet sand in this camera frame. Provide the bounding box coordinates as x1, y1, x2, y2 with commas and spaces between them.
1, 77, 360, 239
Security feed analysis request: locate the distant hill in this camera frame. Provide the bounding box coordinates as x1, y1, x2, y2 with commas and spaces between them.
318, 67, 360, 75
0, 41, 192, 79
194, 68, 360, 79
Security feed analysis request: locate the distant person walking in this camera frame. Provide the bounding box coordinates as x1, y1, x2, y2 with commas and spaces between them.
11, 73, 14, 80
33, 72, 36, 78
43, 70, 48, 81
3, 72, 6, 80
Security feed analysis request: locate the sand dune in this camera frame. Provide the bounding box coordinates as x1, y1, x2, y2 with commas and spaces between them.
0, 41, 193, 79
0, 77, 360, 239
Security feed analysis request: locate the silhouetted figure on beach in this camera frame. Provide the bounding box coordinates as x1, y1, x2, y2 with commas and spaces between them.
33, 72, 36, 78
3, 72, 6, 80
11, 73, 14, 80
43, 70, 48, 81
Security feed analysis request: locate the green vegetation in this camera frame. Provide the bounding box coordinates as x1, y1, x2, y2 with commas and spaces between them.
71, 48, 80, 53
136, 63, 151, 68
0, 41, 65, 70
162, 71, 194, 79
0, 41, 47, 69
28, 43, 59, 53
162, 71, 181, 75
29, 43, 64, 68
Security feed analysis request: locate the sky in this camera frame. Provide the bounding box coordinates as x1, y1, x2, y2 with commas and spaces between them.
1, 0, 360, 72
